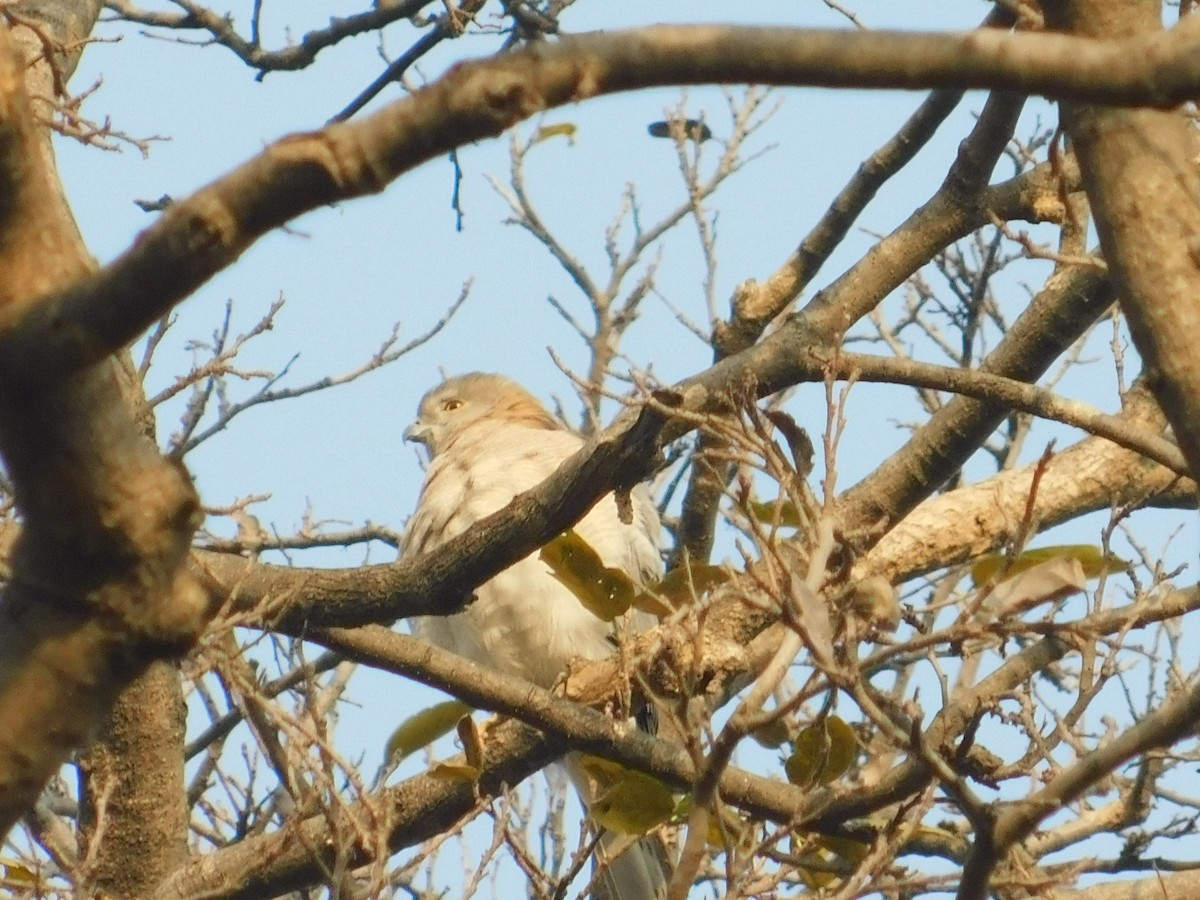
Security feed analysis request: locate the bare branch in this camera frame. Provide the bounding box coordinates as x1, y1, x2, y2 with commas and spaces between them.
103, 0, 438, 76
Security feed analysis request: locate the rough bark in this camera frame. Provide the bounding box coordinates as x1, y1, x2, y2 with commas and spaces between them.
0, 6, 207, 839
1047, 0, 1200, 483
78, 662, 188, 897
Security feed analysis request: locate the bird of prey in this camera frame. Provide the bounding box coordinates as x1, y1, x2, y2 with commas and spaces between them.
403, 372, 670, 900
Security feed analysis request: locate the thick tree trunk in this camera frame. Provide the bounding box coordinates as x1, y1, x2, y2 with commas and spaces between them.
0, 2, 206, 843
1047, 0, 1200, 483
78, 662, 188, 897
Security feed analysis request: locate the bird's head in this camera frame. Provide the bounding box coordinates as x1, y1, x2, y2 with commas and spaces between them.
404, 372, 559, 457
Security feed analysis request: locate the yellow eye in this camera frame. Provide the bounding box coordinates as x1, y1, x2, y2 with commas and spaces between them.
442, 399, 463, 412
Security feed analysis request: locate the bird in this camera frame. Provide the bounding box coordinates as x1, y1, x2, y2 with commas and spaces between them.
403, 372, 671, 900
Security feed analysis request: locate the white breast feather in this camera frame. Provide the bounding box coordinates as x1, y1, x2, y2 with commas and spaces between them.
406, 421, 661, 687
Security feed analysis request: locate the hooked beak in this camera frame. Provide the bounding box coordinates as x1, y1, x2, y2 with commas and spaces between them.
404, 420, 431, 446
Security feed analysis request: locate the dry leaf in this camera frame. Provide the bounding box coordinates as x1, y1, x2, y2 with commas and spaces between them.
790, 570, 833, 657
983, 556, 1088, 614
457, 714, 484, 771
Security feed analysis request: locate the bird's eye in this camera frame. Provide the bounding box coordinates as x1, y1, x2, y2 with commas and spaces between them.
442, 399, 463, 412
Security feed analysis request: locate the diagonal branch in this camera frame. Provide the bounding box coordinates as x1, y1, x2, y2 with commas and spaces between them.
198, 296, 1188, 635
6, 22, 1200, 377
104, 0, 437, 77
837, 240, 1106, 537
674, 56, 1024, 566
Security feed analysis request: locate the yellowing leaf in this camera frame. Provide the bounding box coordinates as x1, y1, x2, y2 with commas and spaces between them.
0, 859, 36, 885
707, 809, 753, 850
577, 753, 629, 786
971, 544, 1128, 586
794, 848, 840, 889
912, 823, 971, 857
592, 771, 676, 835
634, 563, 731, 616
541, 530, 636, 621
785, 716, 858, 787
532, 122, 578, 145
748, 498, 803, 528
821, 716, 858, 783
630, 590, 675, 618
384, 699, 473, 763
579, 755, 676, 835
815, 833, 871, 863
430, 762, 481, 782
673, 795, 754, 849
785, 724, 825, 787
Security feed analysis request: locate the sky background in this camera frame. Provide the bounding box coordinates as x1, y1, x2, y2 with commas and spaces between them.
43, 0, 1199, 894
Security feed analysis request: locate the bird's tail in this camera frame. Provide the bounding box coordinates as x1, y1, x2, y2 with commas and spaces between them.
592, 828, 672, 900
565, 752, 673, 899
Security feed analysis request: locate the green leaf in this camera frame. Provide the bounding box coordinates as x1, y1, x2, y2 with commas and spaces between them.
592, 772, 676, 835
747, 498, 803, 528
784, 723, 824, 787
540, 530, 636, 621
748, 717, 792, 749
820, 716, 858, 783
784, 715, 858, 787
384, 699, 473, 763
971, 544, 1129, 586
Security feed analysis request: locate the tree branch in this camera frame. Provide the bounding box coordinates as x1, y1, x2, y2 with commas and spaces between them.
837, 240, 1106, 537
1050, 0, 1200, 481
5, 22, 1200, 376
